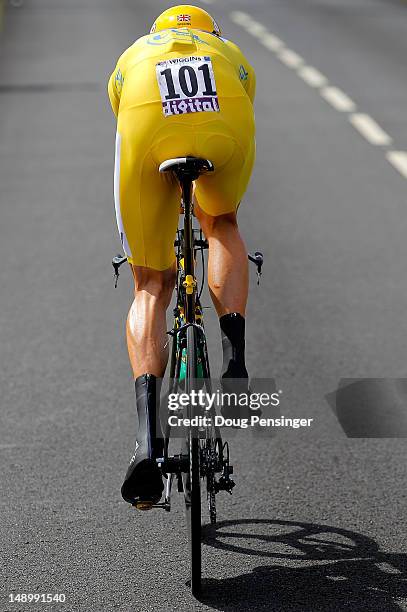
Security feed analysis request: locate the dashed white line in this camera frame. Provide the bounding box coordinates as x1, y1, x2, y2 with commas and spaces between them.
230, 10, 406, 179
230, 11, 250, 26
321, 87, 356, 112
387, 151, 407, 179
261, 33, 285, 52
298, 66, 328, 88
245, 21, 268, 37
277, 49, 304, 69
349, 113, 393, 146
230, 13, 285, 51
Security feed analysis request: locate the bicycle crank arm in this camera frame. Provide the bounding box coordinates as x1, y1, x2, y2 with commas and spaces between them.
156, 454, 189, 474
152, 500, 171, 511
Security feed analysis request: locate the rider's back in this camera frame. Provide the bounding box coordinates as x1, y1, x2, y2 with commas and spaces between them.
107, 27, 256, 270
108, 29, 255, 156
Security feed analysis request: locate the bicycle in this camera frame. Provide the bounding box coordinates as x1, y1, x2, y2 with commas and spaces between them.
112, 156, 263, 596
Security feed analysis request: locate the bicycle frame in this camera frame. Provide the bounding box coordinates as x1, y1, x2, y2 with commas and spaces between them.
179, 174, 197, 324
111, 155, 264, 597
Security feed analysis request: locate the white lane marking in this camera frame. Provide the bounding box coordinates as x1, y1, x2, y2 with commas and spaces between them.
230, 11, 251, 26
200, 0, 214, 4
321, 86, 356, 112
349, 113, 393, 146
261, 33, 285, 52
387, 151, 407, 179
245, 21, 268, 36
298, 66, 328, 88
230, 10, 405, 179
277, 49, 304, 68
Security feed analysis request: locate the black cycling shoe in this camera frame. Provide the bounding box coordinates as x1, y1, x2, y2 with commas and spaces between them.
219, 313, 261, 421
121, 374, 164, 509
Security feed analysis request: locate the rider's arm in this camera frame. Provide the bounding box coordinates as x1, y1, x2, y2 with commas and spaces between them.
244, 64, 256, 105
107, 43, 138, 117
223, 38, 256, 105
108, 59, 126, 118
108, 72, 119, 117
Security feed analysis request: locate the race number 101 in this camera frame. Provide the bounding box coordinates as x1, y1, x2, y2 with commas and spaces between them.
159, 63, 217, 99
156, 56, 220, 117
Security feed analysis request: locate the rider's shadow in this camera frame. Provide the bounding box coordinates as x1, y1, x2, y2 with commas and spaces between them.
199, 519, 406, 611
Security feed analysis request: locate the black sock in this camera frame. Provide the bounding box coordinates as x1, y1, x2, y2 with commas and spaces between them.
135, 374, 163, 447
220, 313, 248, 379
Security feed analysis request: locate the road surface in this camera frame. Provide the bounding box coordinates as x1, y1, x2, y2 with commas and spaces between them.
1, 1, 406, 610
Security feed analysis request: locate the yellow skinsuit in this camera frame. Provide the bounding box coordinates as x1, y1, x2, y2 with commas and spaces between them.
108, 28, 256, 270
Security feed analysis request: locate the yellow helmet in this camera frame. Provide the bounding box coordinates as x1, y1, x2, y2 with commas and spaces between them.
150, 5, 222, 36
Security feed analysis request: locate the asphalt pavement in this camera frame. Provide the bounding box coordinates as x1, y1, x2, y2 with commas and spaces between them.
0, 1, 406, 611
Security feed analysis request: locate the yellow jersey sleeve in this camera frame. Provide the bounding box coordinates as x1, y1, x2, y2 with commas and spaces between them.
107, 42, 140, 117
108, 60, 126, 117
245, 63, 256, 104
223, 38, 256, 104
108, 71, 120, 117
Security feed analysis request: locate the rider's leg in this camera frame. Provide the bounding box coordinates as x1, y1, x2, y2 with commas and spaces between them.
195, 204, 249, 381
126, 263, 176, 378
194, 206, 248, 317
121, 263, 176, 506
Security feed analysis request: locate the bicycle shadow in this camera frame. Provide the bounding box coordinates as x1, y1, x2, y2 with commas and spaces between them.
199, 519, 406, 611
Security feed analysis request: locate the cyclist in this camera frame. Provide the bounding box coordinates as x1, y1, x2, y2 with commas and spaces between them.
107, 5, 256, 507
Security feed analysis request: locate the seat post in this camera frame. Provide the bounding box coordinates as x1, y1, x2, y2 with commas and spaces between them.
158, 156, 214, 323
180, 174, 195, 323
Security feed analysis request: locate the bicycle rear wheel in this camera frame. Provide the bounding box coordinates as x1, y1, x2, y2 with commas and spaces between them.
183, 325, 201, 596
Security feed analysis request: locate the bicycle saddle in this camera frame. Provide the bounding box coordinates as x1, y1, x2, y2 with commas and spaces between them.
159, 156, 214, 180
